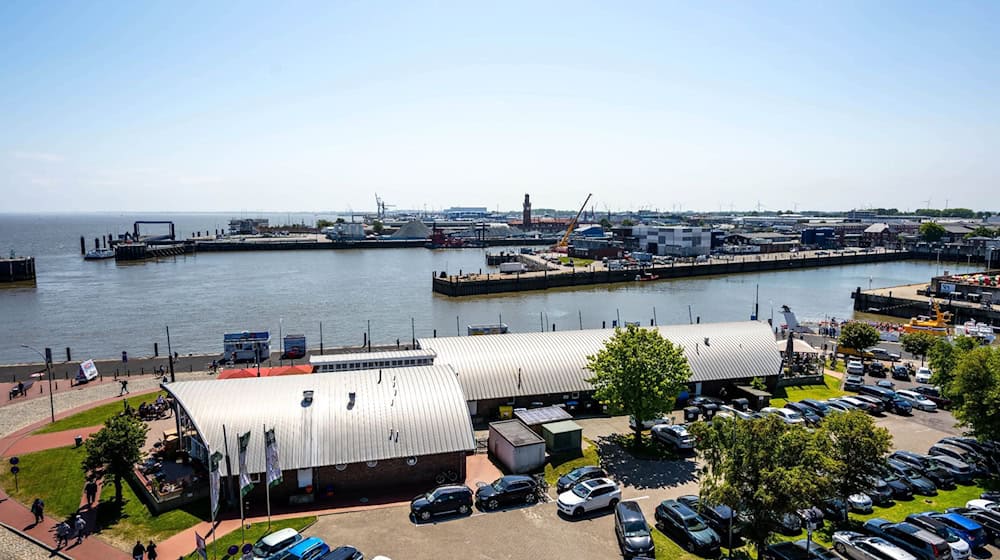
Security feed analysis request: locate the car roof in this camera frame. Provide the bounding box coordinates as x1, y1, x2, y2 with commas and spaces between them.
570, 465, 603, 475
498, 474, 534, 483
936, 512, 981, 529
260, 528, 300, 545
320, 547, 360, 560
288, 537, 326, 553
582, 477, 613, 489
616, 500, 646, 519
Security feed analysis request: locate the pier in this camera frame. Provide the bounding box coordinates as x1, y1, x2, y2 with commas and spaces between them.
852, 278, 1000, 326
0, 256, 36, 284
433, 249, 913, 297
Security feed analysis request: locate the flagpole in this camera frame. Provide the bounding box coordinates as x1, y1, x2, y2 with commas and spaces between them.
264, 423, 271, 531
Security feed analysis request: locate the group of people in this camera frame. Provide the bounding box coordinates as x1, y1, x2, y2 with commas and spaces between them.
54, 513, 88, 548
132, 539, 158, 560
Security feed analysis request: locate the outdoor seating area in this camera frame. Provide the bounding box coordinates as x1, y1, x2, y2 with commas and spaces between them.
778, 337, 824, 377
132, 423, 208, 513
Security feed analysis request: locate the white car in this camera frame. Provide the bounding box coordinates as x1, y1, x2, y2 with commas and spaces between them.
251, 528, 303, 560
760, 407, 805, 425
846, 360, 865, 375
895, 390, 937, 412
967, 499, 1000, 513
651, 424, 695, 450
719, 404, 755, 420
848, 493, 873, 513
915, 367, 933, 384
557, 477, 621, 518
832, 531, 917, 560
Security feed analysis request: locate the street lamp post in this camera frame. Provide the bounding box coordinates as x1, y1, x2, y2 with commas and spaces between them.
20, 345, 55, 423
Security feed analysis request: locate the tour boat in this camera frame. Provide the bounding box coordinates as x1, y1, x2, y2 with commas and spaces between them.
901, 302, 952, 336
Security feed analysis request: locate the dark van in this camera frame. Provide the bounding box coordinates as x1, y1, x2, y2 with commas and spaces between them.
859, 385, 897, 406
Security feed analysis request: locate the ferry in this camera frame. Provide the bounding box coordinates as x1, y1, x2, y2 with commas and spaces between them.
84, 248, 115, 260
901, 302, 952, 336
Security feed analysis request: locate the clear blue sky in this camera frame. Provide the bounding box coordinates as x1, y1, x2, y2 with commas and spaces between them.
2, 1, 997, 213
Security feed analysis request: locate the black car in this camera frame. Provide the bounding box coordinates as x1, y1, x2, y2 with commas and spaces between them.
555, 466, 608, 494
476, 475, 539, 510
793, 540, 839, 560
843, 375, 864, 392
913, 386, 951, 410
945, 507, 1000, 547
615, 500, 655, 559
763, 541, 811, 560
868, 364, 887, 378
889, 451, 956, 490
892, 365, 910, 381
318, 546, 363, 560
410, 484, 473, 522
880, 473, 914, 500
868, 477, 895, 505
677, 494, 742, 547
799, 399, 832, 417
886, 459, 938, 496
940, 438, 1000, 474
783, 402, 822, 426
654, 499, 721, 556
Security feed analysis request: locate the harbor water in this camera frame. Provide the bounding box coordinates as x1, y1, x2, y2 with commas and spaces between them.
0, 212, 978, 365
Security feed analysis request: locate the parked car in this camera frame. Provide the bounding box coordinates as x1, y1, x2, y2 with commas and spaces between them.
832, 531, 917, 560
928, 444, 990, 477
869, 361, 886, 376
872, 348, 901, 361
859, 384, 897, 406
783, 402, 822, 425
629, 415, 671, 430
915, 367, 933, 384
904, 514, 971, 560
867, 477, 895, 506
945, 508, 1000, 547
889, 451, 955, 490
966, 499, 1000, 514
761, 407, 806, 425
764, 541, 812, 560
677, 495, 742, 547
614, 500, 655, 559
913, 387, 951, 410
896, 390, 938, 412
879, 473, 914, 501
928, 455, 975, 484
824, 400, 856, 413
800, 399, 832, 417
281, 537, 331, 560
410, 485, 473, 522
927, 512, 987, 549
652, 424, 696, 451
863, 519, 953, 560
867, 363, 888, 378
837, 397, 879, 414
654, 499, 721, 556
318, 546, 363, 560
793, 539, 839, 560
557, 477, 620, 518
889, 396, 913, 415
877, 379, 896, 390
886, 459, 938, 495
847, 360, 865, 375
892, 365, 911, 381
939, 438, 999, 474
844, 375, 865, 392
852, 394, 886, 413
555, 465, 608, 494
475, 475, 539, 510
252, 528, 304, 560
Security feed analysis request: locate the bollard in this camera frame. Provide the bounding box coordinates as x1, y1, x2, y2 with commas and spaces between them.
141, 367, 144, 374
433, 329, 437, 338
154, 343, 159, 357
602, 321, 606, 328
66, 347, 71, 362
55, 381, 58, 390
189, 364, 193, 372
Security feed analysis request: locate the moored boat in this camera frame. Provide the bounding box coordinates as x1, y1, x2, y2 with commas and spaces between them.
84, 248, 115, 260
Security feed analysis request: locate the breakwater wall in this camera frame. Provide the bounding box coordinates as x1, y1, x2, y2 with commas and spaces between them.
0, 257, 36, 283
851, 287, 1000, 325
433, 250, 911, 297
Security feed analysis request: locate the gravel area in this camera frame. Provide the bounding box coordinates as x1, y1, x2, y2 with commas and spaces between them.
0, 526, 55, 560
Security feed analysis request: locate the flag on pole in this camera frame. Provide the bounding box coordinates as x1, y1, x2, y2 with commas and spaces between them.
195, 531, 207, 560
264, 428, 282, 487
238, 431, 254, 497
209, 451, 222, 517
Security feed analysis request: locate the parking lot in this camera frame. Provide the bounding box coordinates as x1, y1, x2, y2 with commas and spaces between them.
304, 404, 992, 560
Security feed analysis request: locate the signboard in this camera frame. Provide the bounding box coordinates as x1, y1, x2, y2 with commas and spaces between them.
77, 359, 99, 383
939, 283, 956, 294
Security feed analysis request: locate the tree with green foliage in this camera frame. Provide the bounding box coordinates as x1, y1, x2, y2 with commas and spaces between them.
817, 410, 891, 522
316, 219, 335, 229
82, 414, 148, 504
900, 332, 937, 365
586, 325, 691, 446
919, 222, 946, 242
949, 346, 1000, 441
372, 220, 384, 234
966, 226, 997, 239
838, 322, 880, 357
621, 219, 634, 227
929, 336, 978, 395
691, 416, 832, 559
599, 217, 612, 229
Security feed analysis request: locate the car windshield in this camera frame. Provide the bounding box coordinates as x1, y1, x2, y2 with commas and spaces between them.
685, 517, 708, 532
623, 520, 649, 537
572, 485, 591, 498
252, 541, 281, 556
491, 479, 508, 491
565, 469, 585, 482
883, 473, 900, 482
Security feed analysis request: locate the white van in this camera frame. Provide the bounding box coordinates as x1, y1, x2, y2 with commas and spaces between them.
251, 528, 303, 560
76, 359, 99, 384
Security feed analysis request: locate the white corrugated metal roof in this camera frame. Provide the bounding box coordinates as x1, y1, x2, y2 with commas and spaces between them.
165, 365, 475, 476
419, 322, 782, 402
309, 349, 436, 365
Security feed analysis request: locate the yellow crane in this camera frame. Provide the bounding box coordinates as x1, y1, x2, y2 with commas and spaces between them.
554, 193, 593, 252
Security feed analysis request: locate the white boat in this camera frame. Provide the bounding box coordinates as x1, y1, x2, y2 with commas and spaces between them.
84, 248, 115, 260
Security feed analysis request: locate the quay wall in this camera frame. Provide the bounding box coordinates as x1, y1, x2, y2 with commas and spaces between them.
433, 251, 911, 297
0, 257, 35, 283
852, 288, 1000, 325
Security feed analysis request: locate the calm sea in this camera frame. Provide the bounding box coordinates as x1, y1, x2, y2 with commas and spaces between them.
0, 212, 976, 365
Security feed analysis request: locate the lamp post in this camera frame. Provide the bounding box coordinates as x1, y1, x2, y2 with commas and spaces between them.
20, 345, 55, 423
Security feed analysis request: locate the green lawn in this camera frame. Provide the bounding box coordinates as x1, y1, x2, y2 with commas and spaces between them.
0, 445, 88, 518
543, 438, 599, 486
652, 528, 702, 560
558, 256, 594, 267
184, 516, 316, 559
35, 392, 165, 434
770, 374, 845, 407
94, 476, 206, 550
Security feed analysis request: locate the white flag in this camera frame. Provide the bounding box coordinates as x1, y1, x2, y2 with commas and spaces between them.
209, 451, 222, 517
238, 431, 254, 497
264, 428, 282, 487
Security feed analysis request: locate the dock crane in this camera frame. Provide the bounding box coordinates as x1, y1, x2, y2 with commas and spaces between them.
553, 193, 593, 253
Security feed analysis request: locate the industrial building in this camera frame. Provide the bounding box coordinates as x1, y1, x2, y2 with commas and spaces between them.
626, 225, 712, 257
419, 321, 783, 420
163, 366, 475, 505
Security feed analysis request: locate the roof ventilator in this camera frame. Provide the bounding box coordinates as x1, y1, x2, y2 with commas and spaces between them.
302, 390, 314, 407
348, 391, 356, 409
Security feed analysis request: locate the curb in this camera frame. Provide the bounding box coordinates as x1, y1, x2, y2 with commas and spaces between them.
0, 520, 74, 559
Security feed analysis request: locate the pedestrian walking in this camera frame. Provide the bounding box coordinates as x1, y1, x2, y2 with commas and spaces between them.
30, 498, 44, 524
131, 540, 145, 560
55, 521, 70, 548
146, 540, 158, 560
119, 379, 129, 396
73, 514, 87, 544
85, 479, 98, 506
